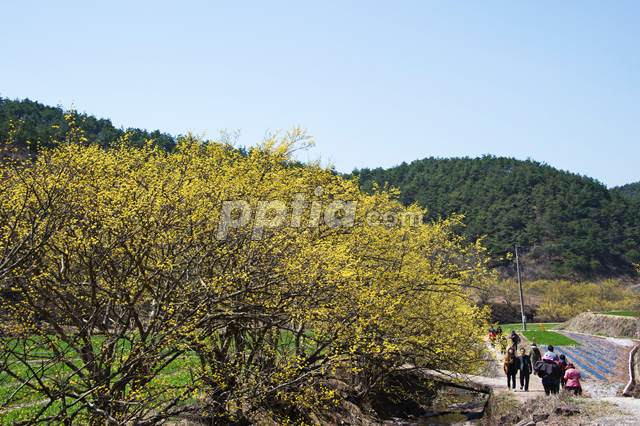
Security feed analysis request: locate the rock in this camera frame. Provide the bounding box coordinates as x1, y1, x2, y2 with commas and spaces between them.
498, 413, 519, 425
514, 419, 536, 426
532, 412, 549, 422
553, 403, 581, 416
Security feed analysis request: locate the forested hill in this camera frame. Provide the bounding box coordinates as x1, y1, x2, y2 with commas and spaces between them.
614, 182, 640, 201
0, 97, 176, 152
353, 157, 640, 280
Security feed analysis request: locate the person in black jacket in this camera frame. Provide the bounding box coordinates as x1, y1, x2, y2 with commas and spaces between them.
510, 330, 520, 351
533, 356, 563, 395
517, 348, 532, 391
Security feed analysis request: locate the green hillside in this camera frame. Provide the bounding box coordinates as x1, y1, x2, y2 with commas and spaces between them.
614, 182, 640, 201
0, 97, 176, 153
353, 156, 640, 279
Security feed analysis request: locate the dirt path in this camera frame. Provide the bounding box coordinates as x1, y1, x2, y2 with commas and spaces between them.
485, 339, 545, 403
486, 331, 640, 424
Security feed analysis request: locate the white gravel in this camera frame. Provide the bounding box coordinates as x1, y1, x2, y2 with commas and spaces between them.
599, 396, 640, 420
605, 337, 637, 347
582, 381, 623, 398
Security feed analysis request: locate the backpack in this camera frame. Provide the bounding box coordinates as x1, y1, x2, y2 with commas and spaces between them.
534, 360, 563, 379
534, 361, 552, 378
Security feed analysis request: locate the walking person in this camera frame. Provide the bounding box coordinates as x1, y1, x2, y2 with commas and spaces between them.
504, 348, 518, 391
542, 345, 562, 392
534, 355, 563, 395
530, 343, 542, 365
563, 363, 582, 395
517, 348, 532, 391
559, 354, 568, 389
510, 330, 520, 351
500, 335, 508, 355
544, 344, 559, 361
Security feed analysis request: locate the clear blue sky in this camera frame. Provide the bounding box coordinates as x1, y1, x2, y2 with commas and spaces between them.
2, 1, 639, 187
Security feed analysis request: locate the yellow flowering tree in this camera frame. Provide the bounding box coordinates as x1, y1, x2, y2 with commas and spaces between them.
0, 121, 491, 425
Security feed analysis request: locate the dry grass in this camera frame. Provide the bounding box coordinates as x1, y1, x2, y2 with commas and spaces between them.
483, 391, 636, 426
559, 312, 640, 338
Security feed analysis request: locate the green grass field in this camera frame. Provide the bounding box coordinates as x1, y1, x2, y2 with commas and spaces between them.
0, 354, 200, 425
495, 323, 580, 347
520, 330, 580, 347
0, 328, 320, 423
498, 323, 560, 332
600, 311, 638, 317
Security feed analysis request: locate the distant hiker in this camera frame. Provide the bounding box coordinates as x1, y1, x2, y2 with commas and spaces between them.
530, 343, 542, 365
534, 355, 563, 395
510, 330, 521, 351
517, 348, 532, 391
563, 363, 582, 395
500, 336, 508, 354
489, 329, 497, 347
496, 325, 503, 336
504, 348, 518, 391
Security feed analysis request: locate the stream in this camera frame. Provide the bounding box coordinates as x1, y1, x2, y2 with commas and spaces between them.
394, 386, 488, 426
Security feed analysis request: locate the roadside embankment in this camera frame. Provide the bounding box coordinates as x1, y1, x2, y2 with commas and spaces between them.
558, 312, 640, 339
484, 315, 640, 425
558, 312, 640, 397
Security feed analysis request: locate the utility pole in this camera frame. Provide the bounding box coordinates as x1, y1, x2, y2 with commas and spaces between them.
515, 245, 526, 331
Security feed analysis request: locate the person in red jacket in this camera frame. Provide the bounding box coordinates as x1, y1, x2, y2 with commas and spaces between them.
563, 363, 582, 395
558, 354, 568, 388
489, 329, 497, 347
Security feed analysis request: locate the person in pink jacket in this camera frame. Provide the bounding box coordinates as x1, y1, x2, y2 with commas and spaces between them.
563, 363, 582, 395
